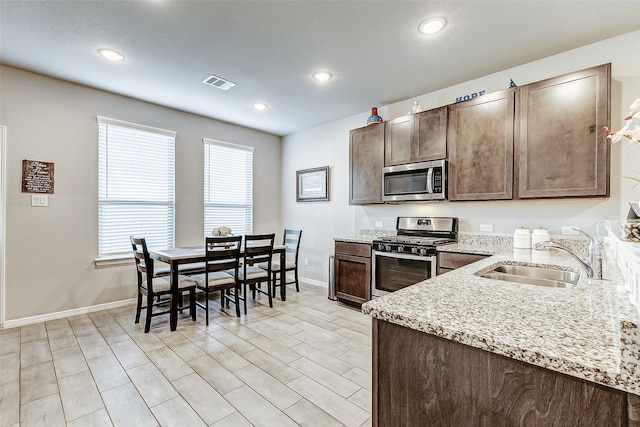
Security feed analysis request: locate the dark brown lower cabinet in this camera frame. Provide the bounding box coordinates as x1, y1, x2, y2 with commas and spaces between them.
334, 242, 371, 306
373, 319, 636, 426
437, 251, 489, 275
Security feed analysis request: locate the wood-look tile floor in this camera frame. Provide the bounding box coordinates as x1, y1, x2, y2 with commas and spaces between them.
0, 283, 372, 427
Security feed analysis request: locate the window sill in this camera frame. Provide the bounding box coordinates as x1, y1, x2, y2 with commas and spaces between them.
94, 254, 133, 268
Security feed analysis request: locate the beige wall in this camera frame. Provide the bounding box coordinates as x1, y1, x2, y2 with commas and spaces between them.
282, 30, 640, 283
3, 30, 640, 321
0, 66, 281, 321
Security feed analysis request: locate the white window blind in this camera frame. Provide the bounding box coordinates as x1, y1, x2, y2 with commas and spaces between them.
204, 138, 253, 236
98, 116, 176, 255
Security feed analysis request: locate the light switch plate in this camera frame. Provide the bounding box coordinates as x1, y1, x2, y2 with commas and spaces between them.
479, 224, 493, 232
375, 221, 384, 228
31, 194, 48, 207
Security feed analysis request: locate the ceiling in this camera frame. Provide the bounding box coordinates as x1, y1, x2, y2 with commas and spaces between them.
2, 1, 640, 136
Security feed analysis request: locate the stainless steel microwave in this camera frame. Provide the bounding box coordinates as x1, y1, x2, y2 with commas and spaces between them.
382, 159, 447, 202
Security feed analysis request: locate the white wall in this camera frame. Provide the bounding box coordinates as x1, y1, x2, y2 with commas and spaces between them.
282, 30, 640, 283
0, 66, 282, 321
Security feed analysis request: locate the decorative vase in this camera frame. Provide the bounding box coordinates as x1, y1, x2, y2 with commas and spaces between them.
367, 107, 383, 125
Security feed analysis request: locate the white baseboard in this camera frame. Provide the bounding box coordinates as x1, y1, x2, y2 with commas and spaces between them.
2, 276, 328, 330
299, 277, 327, 288
2, 298, 136, 329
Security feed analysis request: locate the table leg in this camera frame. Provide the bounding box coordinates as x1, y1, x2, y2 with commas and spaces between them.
170, 262, 178, 331
280, 250, 286, 301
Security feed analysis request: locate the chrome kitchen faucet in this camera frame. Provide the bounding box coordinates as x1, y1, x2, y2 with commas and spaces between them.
533, 229, 602, 279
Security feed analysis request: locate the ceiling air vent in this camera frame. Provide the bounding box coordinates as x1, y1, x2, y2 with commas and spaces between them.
202, 74, 236, 90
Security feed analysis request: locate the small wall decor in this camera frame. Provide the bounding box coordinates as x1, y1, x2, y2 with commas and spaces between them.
296, 166, 329, 202
22, 159, 54, 194
455, 90, 486, 103
367, 107, 383, 125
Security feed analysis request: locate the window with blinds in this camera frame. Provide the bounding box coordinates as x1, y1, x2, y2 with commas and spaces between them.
98, 116, 176, 256
204, 139, 253, 236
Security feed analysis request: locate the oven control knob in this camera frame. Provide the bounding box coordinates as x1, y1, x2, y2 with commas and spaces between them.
385, 244, 392, 252
411, 247, 418, 254
376, 243, 384, 251
397, 246, 404, 253
419, 248, 427, 256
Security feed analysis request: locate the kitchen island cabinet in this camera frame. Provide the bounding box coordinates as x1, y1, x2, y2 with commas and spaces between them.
334, 241, 372, 306
363, 250, 640, 426
373, 319, 633, 426
349, 123, 384, 205
516, 63, 610, 199
447, 89, 515, 201
384, 107, 447, 166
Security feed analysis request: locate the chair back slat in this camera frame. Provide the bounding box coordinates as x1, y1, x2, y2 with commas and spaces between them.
205, 236, 242, 275
283, 229, 302, 260
130, 236, 155, 285
243, 233, 275, 266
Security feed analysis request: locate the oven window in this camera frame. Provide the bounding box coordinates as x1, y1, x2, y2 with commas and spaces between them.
375, 255, 433, 293
384, 171, 428, 195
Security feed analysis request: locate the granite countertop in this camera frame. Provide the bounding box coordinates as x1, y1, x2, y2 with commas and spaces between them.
334, 236, 376, 244
362, 244, 640, 396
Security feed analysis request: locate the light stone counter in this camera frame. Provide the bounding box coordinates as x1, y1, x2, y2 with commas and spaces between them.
362, 245, 640, 396
333, 236, 375, 244
333, 228, 395, 245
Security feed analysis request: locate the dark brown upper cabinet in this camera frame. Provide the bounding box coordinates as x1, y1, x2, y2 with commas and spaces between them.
515, 64, 611, 199
384, 106, 447, 166
447, 89, 516, 201
349, 123, 385, 205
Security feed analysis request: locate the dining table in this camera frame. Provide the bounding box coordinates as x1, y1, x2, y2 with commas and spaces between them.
149, 243, 288, 331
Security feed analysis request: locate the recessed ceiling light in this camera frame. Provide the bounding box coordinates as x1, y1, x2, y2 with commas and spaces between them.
419, 17, 447, 35
98, 48, 125, 62
313, 71, 333, 82
253, 103, 268, 111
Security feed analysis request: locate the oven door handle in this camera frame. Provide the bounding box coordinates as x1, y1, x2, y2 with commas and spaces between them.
374, 251, 436, 262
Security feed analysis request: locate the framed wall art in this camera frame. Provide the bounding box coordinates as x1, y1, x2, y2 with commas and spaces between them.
296, 166, 329, 202
22, 159, 55, 194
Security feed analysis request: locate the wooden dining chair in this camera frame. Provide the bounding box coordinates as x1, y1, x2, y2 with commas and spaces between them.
190, 236, 242, 324
236, 233, 275, 314
130, 236, 197, 333
262, 229, 302, 298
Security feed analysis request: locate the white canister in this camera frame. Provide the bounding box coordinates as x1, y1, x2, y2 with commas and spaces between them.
531, 227, 551, 246
513, 227, 531, 249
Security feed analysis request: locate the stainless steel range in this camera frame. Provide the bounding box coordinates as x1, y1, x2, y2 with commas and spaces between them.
372, 217, 458, 297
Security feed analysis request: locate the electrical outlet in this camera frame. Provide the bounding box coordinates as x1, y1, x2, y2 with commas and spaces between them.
561, 226, 580, 235
375, 221, 384, 228
479, 224, 493, 232
304, 258, 309, 266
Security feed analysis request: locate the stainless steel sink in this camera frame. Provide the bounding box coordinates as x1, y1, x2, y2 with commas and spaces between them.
476, 264, 579, 288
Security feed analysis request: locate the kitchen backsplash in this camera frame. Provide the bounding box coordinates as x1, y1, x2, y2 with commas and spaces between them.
358, 229, 589, 256
359, 228, 589, 256
359, 229, 396, 238
458, 232, 589, 257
